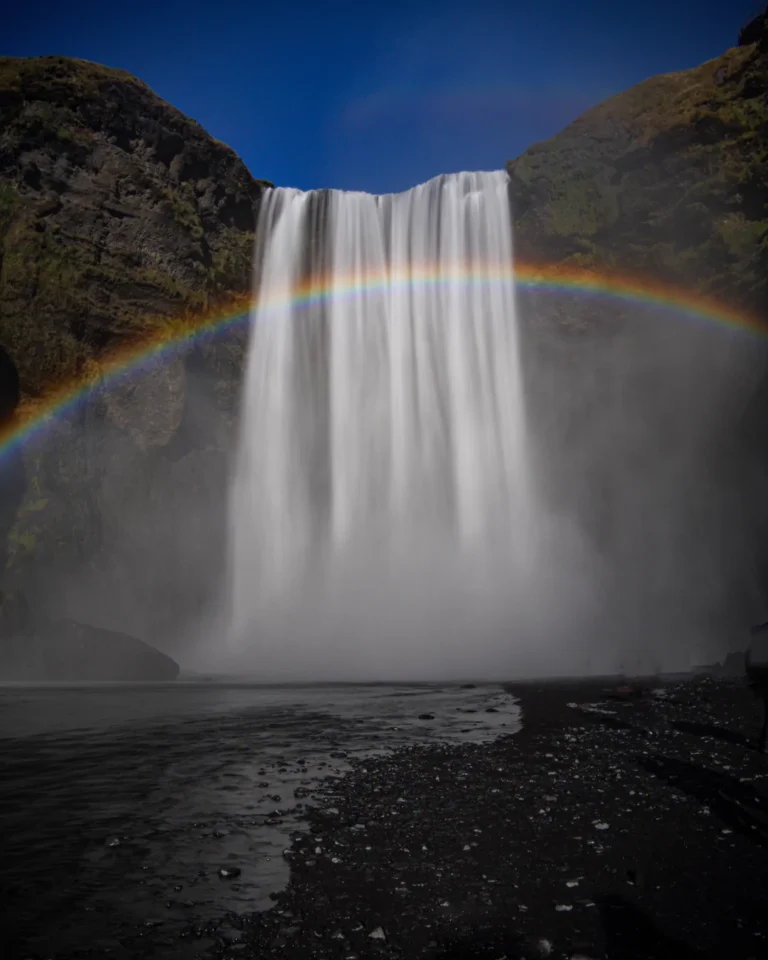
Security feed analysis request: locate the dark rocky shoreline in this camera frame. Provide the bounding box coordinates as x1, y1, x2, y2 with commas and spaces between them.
204, 676, 768, 960
5, 675, 768, 959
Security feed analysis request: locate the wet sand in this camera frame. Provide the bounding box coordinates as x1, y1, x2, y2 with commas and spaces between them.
1, 676, 767, 959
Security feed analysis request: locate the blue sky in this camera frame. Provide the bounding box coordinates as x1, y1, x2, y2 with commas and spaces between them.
6, 0, 762, 194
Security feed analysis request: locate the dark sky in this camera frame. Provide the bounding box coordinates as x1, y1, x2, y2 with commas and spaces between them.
6, 0, 762, 194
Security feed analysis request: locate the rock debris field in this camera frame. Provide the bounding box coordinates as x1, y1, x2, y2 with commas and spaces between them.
220, 678, 768, 960
2, 676, 767, 959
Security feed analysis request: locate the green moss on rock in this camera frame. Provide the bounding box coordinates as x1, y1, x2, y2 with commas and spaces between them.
0, 54, 269, 405
0, 54, 272, 583
506, 37, 768, 314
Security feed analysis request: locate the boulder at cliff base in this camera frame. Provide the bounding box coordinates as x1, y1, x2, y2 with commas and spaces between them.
1, 619, 180, 681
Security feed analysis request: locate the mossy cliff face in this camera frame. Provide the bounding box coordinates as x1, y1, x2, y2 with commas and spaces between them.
506, 11, 768, 640
507, 21, 768, 317
0, 56, 271, 638
0, 55, 269, 403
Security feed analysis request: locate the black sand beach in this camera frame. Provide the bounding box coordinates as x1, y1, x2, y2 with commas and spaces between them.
220, 677, 768, 960
2, 676, 767, 959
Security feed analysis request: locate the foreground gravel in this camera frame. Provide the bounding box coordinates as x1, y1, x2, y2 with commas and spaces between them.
203, 676, 768, 960
12, 676, 766, 959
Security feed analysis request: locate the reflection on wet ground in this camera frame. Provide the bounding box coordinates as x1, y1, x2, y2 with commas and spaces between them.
0, 682, 519, 955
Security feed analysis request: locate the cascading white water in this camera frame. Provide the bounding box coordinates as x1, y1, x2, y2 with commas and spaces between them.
226, 171, 559, 680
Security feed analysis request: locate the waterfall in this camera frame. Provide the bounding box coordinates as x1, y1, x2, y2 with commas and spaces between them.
226, 171, 546, 680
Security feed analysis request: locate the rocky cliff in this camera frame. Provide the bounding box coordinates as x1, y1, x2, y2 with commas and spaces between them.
0, 55, 270, 399
506, 9, 768, 646
0, 56, 270, 651
508, 11, 767, 319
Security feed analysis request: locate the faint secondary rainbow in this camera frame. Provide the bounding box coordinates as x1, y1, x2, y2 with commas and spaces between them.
1, 261, 765, 464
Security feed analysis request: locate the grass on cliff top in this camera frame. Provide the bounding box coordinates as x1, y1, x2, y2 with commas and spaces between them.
0, 55, 250, 163
506, 37, 767, 304
510, 43, 762, 179
0, 55, 147, 100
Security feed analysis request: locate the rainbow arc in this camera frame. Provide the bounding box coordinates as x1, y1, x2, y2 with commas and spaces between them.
1, 262, 764, 463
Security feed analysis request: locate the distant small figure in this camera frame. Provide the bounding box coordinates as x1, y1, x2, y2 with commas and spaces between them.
746, 622, 768, 752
